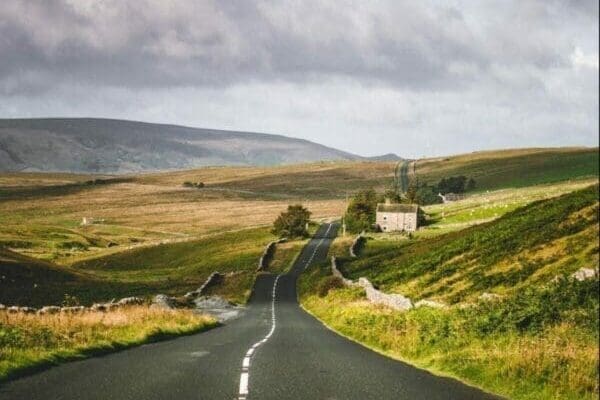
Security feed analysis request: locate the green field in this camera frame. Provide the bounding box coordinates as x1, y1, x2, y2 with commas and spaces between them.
415, 147, 598, 191
0, 227, 279, 306
301, 184, 599, 399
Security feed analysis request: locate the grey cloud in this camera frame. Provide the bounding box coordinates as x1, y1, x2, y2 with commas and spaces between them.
0, 0, 586, 95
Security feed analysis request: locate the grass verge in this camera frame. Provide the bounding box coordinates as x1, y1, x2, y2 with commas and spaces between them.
0, 306, 217, 382
300, 269, 598, 400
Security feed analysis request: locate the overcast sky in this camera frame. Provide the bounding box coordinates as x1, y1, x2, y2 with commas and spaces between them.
1, 1, 598, 157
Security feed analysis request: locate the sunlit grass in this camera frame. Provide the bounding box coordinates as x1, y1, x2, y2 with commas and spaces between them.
0, 306, 217, 382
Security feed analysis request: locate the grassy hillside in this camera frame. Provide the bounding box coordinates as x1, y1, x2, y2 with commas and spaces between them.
415, 147, 598, 191
301, 184, 599, 400
0, 228, 278, 306
0, 174, 343, 263
0, 147, 596, 263
0, 118, 361, 173
342, 184, 599, 303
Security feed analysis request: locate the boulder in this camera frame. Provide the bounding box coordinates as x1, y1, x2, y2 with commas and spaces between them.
90, 303, 108, 312
571, 267, 598, 281
152, 294, 177, 309
116, 296, 144, 306
61, 306, 86, 313
479, 292, 501, 301
357, 277, 374, 289
38, 306, 61, 315
194, 296, 234, 309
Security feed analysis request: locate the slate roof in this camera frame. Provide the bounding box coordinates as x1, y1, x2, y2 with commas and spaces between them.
376, 203, 419, 213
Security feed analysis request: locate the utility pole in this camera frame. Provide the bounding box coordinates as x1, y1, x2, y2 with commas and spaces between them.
342, 191, 348, 236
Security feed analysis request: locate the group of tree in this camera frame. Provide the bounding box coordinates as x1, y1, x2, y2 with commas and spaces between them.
437, 175, 476, 194
272, 175, 477, 237
272, 204, 311, 238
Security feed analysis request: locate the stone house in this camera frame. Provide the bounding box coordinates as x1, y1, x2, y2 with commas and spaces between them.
376, 203, 419, 232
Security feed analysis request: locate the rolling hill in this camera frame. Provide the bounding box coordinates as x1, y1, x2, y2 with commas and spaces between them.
302, 184, 599, 400
0, 118, 399, 173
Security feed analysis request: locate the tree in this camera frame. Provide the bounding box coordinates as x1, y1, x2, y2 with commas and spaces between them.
344, 189, 378, 233
272, 204, 311, 238
466, 177, 476, 191
405, 178, 419, 203
437, 175, 468, 194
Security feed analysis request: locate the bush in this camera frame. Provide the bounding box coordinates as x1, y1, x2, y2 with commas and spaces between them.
183, 181, 204, 189
317, 276, 345, 297
272, 204, 311, 238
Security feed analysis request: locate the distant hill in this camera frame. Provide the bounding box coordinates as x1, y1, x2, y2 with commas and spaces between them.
0, 118, 390, 173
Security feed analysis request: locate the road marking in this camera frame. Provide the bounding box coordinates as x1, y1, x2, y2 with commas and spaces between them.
237, 223, 333, 400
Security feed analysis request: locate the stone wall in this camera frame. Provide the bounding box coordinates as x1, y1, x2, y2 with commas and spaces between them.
349, 234, 365, 258
257, 238, 287, 271
330, 256, 358, 287
330, 256, 446, 312
183, 271, 223, 300
357, 277, 413, 311
0, 296, 145, 315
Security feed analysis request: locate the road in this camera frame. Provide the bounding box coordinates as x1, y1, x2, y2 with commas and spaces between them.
0, 223, 499, 400
395, 160, 414, 194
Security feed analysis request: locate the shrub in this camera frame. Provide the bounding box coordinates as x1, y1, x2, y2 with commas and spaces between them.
272, 204, 311, 238
317, 276, 345, 297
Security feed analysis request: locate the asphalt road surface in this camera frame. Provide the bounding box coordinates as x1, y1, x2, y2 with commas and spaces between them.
0, 223, 500, 400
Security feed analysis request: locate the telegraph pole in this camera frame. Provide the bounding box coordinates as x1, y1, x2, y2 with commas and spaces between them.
342, 191, 348, 236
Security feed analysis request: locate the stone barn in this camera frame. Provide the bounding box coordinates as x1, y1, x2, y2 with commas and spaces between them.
376, 203, 419, 232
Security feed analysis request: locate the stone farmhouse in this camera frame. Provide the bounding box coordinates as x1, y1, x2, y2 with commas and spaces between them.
376, 203, 419, 232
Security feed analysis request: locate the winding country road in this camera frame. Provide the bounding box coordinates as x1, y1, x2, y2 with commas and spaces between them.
0, 223, 499, 400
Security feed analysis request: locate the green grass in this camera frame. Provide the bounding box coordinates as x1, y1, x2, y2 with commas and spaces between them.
416, 148, 598, 191
300, 184, 599, 399
341, 184, 599, 303
301, 282, 598, 400
1, 227, 276, 306
0, 306, 217, 382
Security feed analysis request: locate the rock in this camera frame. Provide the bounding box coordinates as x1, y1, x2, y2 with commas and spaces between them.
414, 299, 446, 309
38, 306, 61, 315
152, 294, 177, 309
61, 306, 86, 313
90, 303, 108, 312
194, 296, 234, 309
116, 296, 144, 306
357, 277, 374, 289
479, 292, 501, 301
571, 267, 598, 281
9, 306, 37, 314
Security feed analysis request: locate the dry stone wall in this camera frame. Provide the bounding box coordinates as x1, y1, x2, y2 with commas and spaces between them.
330, 256, 446, 312
349, 234, 364, 258
257, 238, 287, 271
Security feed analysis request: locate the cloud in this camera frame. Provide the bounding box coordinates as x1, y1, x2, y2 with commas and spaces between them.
0, 0, 597, 156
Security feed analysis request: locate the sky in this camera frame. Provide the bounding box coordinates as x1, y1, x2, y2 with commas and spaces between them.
0, 1, 598, 158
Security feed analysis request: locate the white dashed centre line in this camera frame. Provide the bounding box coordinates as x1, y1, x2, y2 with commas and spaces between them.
237, 224, 332, 400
